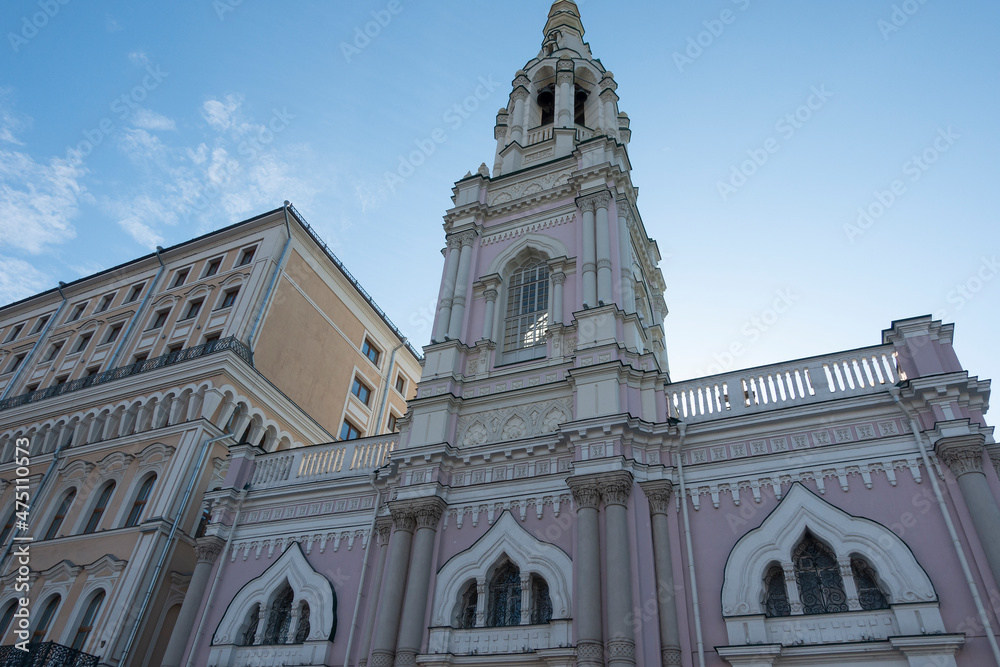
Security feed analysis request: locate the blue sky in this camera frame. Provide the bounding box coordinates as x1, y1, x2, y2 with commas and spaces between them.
1, 1, 998, 386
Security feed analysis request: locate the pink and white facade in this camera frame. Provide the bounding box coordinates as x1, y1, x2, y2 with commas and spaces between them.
177, 3, 1000, 666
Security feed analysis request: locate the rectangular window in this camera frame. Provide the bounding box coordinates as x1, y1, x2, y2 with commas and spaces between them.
150, 309, 170, 329
126, 283, 145, 303
503, 261, 550, 352
339, 420, 361, 441
104, 323, 123, 344
25, 383, 38, 393
8, 354, 25, 373
46, 341, 64, 362
167, 343, 183, 356
68, 303, 87, 322
395, 375, 406, 394
30, 315, 49, 334
220, 288, 239, 309
388, 413, 399, 432
237, 246, 257, 266
53, 374, 69, 387
96, 293, 115, 313
182, 299, 203, 320
351, 377, 372, 406
74, 333, 93, 353
4, 324, 24, 343
361, 339, 380, 366
133, 352, 148, 364
172, 268, 190, 288
204, 258, 222, 277
204, 332, 222, 348
85, 365, 101, 378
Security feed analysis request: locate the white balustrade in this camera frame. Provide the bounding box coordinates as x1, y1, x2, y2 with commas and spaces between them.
250, 436, 397, 489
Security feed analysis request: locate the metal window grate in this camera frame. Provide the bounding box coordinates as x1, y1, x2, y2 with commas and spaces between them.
503, 261, 549, 352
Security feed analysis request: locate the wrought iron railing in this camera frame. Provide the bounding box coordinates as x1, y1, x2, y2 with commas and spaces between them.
0, 336, 253, 412
0, 642, 99, 667
288, 204, 422, 361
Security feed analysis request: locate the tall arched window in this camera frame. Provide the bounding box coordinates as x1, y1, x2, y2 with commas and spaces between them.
537, 84, 555, 126
0, 601, 16, 640
851, 557, 890, 611
793, 533, 848, 615
125, 475, 155, 527
31, 596, 60, 642
238, 604, 260, 646
574, 84, 588, 126
763, 564, 791, 617
83, 482, 115, 534
503, 259, 549, 358
294, 601, 311, 644
44, 490, 76, 540
487, 561, 522, 627
263, 584, 294, 644
459, 580, 478, 629
530, 575, 552, 624
70, 591, 105, 650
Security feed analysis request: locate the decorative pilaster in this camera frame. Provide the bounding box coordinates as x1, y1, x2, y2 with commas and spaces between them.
509, 86, 529, 145
482, 289, 498, 340
617, 203, 635, 313
568, 477, 603, 666
578, 195, 598, 308
370, 508, 417, 667
395, 498, 446, 666
519, 572, 532, 625
358, 517, 393, 667
551, 271, 566, 326
600, 473, 636, 666
435, 237, 462, 341
839, 557, 862, 611
783, 564, 803, 615
936, 434, 1000, 585
556, 59, 574, 128
475, 577, 487, 628
593, 192, 613, 306
161, 536, 226, 667
640, 481, 683, 666
447, 232, 477, 341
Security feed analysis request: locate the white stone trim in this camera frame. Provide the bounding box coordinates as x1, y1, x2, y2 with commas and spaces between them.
431, 510, 571, 627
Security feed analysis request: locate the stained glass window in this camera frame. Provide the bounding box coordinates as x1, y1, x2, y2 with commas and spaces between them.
852, 557, 890, 610
763, 565, 791, 617
793, 533, 848, 615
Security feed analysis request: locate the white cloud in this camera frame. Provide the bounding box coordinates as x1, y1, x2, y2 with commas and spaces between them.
131, 108, 176, 131
0, 255, 51, 306
128, 51, 149, 67
202, 94, 243, 132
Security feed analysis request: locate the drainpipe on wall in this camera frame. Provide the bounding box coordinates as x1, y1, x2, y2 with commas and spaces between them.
0, 281, 68, 400
108, 246, 167, 368
675, 422, 706, 667
183, 482, 250, 667
118, 430, 234, 665
890, 388, 1000, 664
247, 201, 293, 353
374, 342, 404, 433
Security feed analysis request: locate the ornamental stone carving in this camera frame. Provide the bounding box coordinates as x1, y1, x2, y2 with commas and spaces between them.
662, 647, 683, 665
413, 500, 445, 529
641, 481, 674, 516
568, 479, 602, 510
369, 652, 394, 667
578, 191, 612, 212
391, 508, 417, 533
375, 517, 392, 546
577, 641, 605, 659
501, 415, 527, 440
551, 271, 566, 286
606, 639, 636, 658
195, 536, 226, 565
483, 288, 498, 304
446, 235, 463, 251
510, 88, 530, 103
936, 441, 985, 477
395, 650, 418, 666
457, 231, 477, 247
599, 474, 633, 507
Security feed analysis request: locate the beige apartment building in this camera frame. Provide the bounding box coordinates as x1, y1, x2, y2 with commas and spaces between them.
0, 203, 420, 665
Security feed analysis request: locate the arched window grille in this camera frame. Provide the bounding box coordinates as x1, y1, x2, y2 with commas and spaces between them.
294, 601, 310, 644
503, 260, 549, 353
851, 557, 890, 611
763, 565, 791, 618
263, 584, 294, 644
793, 533, 848, 615
459, 580, 478, 629
530, 575, 552, 624
487, 561, 522, 627
238, 604, 259, 646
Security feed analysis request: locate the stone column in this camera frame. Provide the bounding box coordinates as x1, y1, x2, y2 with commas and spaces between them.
600, 473, 636, 666
594, 192, 613, 305
475, 577, 487, 628
519, 572, 532, 625
395, 499, 446, 666
936, 436, 1000, 585
568, 478, 603, 666
600, 84, 619, 139
557, 60, 574, 128
370, 508, 416, 667
640, 482, 682, 666
482, 289, 498, 341
551, 272, 565, 326
839, 557, 862, 611
358, 518, 392, 667
435, 237, 462, 342
617, 203, 635, 313
161, 536, 225, 667
447, 232, 476, 341
579, 197, 598, 308
509, 88, 529, 145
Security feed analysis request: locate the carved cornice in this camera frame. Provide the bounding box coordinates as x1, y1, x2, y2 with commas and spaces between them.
640, 480, 674, 516
567, 478, 601, 510
599, 472, 633, 507
194, 536, 226, 565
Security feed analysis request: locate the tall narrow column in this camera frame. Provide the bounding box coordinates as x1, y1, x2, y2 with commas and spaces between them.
370, 509, 415, 667
395, 499, 445, 666
579, 197, 598, 308
640, 482, 682, 667
481, 289, 498, 341
557, 60, 574, 128
447, 232, 476, 341
435, 237, 462, 342
161, 536, 225, 667
568, 478, 603, 666
551, 272, 565, 326
509, 88, 528, 145
358, 518, 392, 667
936, 436, 1000, 585
594, 192, 613, 305
600, 473, 636, 666
617, 203, 635, 313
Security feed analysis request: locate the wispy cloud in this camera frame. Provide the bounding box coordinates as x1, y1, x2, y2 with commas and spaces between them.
0, 255, 51, 305
131, 108, 176, 131
202, 94, 243, 132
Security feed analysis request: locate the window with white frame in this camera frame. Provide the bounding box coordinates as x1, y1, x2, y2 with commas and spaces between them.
503, 258, 549, 358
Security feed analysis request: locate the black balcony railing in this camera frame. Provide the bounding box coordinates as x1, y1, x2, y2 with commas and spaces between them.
0, 336, 253, 412
0, 643, 99, 667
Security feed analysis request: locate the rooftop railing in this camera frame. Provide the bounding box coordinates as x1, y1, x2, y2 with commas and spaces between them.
250, 434, 397, 490
668, 344, 902, 425
0, 336, 253, 412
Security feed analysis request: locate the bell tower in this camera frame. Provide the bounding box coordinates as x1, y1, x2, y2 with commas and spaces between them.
402, 0, 670, 448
